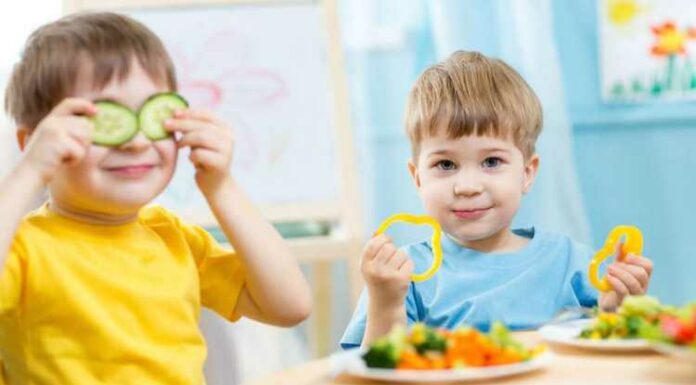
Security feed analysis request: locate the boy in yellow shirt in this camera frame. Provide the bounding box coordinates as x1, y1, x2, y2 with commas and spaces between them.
0, 12, 312, 384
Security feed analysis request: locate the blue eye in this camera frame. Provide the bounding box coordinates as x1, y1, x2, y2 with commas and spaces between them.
482, 157, 502, 168
436, 160, 456, 170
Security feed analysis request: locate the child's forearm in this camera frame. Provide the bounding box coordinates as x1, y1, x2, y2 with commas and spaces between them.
0, 164, 44, 267
361, 301, 407, 348
205, 177, 312, 325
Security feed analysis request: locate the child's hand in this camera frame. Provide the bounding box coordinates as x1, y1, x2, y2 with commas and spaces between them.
18, 98, 95, 184
599, 254, 654, 311
361, 234, 414, 307
166, 109, 234, 196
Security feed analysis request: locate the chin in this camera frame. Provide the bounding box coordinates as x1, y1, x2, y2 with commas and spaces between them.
96, 190, 160, 212
448, 225, 500, 243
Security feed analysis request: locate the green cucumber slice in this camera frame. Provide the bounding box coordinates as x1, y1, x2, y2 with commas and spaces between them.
138, 92, 188, 140
91, 101, 138, 146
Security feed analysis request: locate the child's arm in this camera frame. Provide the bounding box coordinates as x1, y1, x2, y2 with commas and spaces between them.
0, 98, 94, 268
599, 254, 653, 311
360, 234, 414, 347
167, 109, 312, 326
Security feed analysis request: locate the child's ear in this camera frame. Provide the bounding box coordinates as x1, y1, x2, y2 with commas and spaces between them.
16, 128, 30, 151
522, 154, 540, 194
408, 159, 421, 189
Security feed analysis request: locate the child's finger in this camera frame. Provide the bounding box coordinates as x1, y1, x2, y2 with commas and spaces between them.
175, 108, 225, 126
607, 274, 630, 297
177, 130, 223, 151
51, 98, 97, 117
165, 118, 216, 134
189, 148, 227, 171
385, 249, 407, 270
615, 262, 649, 288
363, 235, 391, 261
399, 258, 415, 275
608, 264, 643, 294
625, 254, 653, 277
373, 243, 397, 266
62, 139, 88, 166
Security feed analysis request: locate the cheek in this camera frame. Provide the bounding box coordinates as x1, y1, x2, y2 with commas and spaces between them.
489, 179, 524, 212
420, 179, 450, 207
155, 140, 178, 167
77, 146, 109, 175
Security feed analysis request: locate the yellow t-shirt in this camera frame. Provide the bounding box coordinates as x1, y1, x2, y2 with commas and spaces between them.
0, 204, 245, 384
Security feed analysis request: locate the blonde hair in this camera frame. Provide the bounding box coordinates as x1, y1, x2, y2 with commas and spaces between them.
405, 51, 542, 159
5, 12, 177, 131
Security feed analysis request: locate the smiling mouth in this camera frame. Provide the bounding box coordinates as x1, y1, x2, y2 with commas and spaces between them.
452, 207, 491, 219
105, 165, 156, 177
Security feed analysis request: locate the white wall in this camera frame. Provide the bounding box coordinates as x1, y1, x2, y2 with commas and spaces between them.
0, 0, 62, 177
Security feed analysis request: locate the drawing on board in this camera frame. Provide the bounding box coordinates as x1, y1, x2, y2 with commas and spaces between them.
130, 4, 340, 217
600, 0, 696, 102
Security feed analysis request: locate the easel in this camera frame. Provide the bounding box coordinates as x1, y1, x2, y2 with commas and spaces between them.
64, 0, 365, 358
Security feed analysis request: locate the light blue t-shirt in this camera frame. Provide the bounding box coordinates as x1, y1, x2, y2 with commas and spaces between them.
340, 227, 598, 349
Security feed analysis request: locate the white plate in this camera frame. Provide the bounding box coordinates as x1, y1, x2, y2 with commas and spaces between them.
538, 319, 652, 351
651, 342, 696, 364
330, 348, 553, 383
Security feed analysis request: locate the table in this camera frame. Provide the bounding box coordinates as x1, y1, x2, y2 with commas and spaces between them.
247, 332, 696, 385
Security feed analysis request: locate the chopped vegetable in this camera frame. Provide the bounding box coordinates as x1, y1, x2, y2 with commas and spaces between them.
362, 322, 544, 370
579, 295, 696, 350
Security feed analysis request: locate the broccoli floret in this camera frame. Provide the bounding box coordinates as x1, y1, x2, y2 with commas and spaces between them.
362, 325, 408, 368
625, 315, 650, 338
362, 339, 399, 368
489, 321, 524, 351
410, 323, 446, 354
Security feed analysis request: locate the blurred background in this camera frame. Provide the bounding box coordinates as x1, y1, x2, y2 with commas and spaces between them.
2, 0, 696, 384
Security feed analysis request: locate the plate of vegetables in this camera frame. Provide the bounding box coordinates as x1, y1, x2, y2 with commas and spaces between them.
538, 296, 667, 351
642, 303, 696, 363
332, 322, 551, 382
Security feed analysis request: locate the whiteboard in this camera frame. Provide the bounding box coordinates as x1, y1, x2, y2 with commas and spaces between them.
120, 3, 343, 224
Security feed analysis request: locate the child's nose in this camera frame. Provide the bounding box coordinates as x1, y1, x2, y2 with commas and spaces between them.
453, 172, 484, 196
118, 131, 151, 151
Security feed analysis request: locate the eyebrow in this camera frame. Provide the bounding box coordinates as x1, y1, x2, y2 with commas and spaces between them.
424, 149, 454, 158
425, 147, 512, 158
480, 147, 512, 154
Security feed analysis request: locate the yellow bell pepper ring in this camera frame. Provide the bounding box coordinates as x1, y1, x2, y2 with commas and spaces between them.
588, 225, 644, 292
375, 213, 443, 283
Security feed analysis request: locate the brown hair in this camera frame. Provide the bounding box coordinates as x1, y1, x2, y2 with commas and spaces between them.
405, 51, 542, 159
5, 12, 177, 131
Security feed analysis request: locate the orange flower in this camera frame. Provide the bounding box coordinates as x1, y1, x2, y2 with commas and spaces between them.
651, 21, 687, 56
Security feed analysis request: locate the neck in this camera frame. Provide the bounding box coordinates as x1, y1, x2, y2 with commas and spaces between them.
48, 198, 139, 226
448, 228, 528, 253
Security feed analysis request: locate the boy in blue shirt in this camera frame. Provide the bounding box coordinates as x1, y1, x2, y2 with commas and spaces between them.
341, 51, 653, 349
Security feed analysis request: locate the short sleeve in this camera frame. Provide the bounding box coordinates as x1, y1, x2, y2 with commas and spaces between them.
180, 221, 246, 321
0, 240, 26, 316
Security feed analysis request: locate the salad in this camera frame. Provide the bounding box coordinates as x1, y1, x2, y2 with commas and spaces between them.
362, 322, 545, 370
642, 303, 696, 349
579, 295, 696, 350
579, 295, 664, 340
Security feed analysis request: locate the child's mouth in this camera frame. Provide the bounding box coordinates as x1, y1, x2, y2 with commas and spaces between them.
105, 164, 155, 178
452, 207, 490, 220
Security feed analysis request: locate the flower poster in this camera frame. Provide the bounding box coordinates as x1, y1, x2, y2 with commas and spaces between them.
599, 0, 696, 102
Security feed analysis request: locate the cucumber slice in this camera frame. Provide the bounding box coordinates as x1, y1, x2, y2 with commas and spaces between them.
139, 92, 188, 140
91, 101, 138, 146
